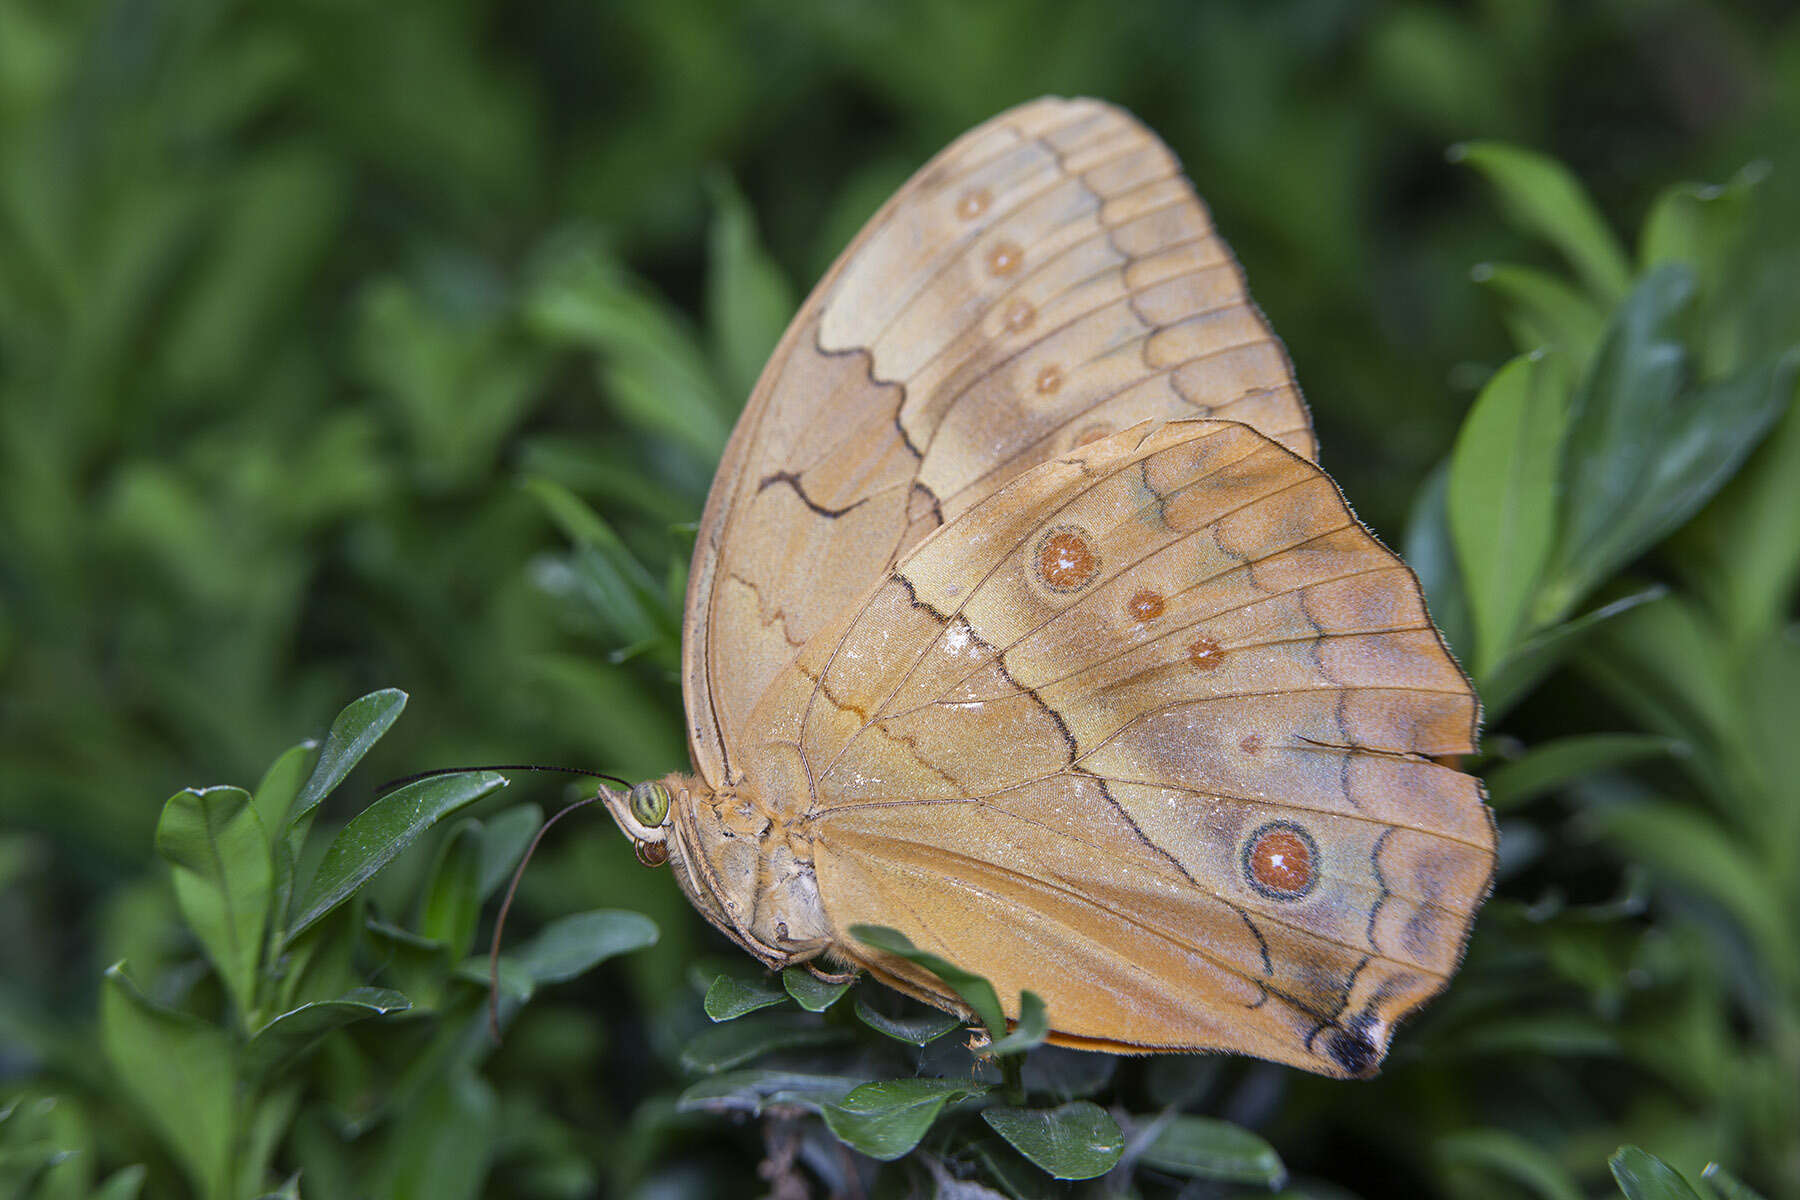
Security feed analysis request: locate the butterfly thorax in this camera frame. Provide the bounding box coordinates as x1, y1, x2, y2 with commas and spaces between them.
660, 773, 833, 969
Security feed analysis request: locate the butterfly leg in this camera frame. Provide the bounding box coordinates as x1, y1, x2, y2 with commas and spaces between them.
806, 962, 860, 986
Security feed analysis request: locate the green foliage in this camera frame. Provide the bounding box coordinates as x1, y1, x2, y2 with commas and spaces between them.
30, 693, 657, 1199
4, 1, 1799, 1196
1135, 1115, 1286, 1187
979, 1102, 1122, 1181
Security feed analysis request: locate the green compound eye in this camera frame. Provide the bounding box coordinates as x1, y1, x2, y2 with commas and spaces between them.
627, 780, 670, 827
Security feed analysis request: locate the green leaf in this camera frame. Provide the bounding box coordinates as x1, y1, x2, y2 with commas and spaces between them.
365, 919, 453, 1012
512, 909, 658, 984
1137, 1115, 1286, 1187
821, 1078, 988, 1161
705, 170, 796, 403
154, 786, 273, 1021
290, 689, 408, 827
1404, 460, 1474, 661
1671, 395, 1800, 649
1577, 595, 1740, 788
253, 744, 317, 959
983, 990, 1047, 1058
252, 1174, 302, 1200
418, 819, 483, 958
1547, 268, 1795, 614
964, 1134, 1064, 1200
1584, 802, 1788, 976
236, 1084, 301, 1200
1486, 734, 1681, 810
1700, 1163, 1767, 1200
1451, 141, 1631, 301
677, 1070, 863, 1117
92, 1166, 149, 1200
704, 972, 788, 1021
1610, 1146, 1705, 1200
1639, 163, 1766, 281
0, 1095, 80, 1198
853, 996, 962, 1046
849, 923, 1004, 1042
1438, 1128, 1584, 1200
1451, 1014, 1622, 1058
286, 771, 507, 940
1021, 1045, 1118, 1101
1448, 350, 1569, 674
525, 245, 732, 456
249, 742, 317, 852
242, 988, 412, 1078
369, 1070, 496, 1200
1472, 262, 1607, 363
100, 964, 236, 1200
782, 966, 853, 1012
523, 477, 678, 659
981, 1101, 1123, 1180
1481, 585, 1666, 719
679, 1011, 849, 1074
453, 954, 536, 1006
276, 905, 359, 1013
474, 804, 543, 901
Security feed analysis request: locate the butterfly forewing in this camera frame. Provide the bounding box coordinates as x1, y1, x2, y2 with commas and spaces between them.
685, 97, 1314, 788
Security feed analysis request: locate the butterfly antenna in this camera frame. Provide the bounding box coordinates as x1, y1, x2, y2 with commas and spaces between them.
375, 765, 638, 1040
486, 785, 628, 1041
377, 765, 633, 797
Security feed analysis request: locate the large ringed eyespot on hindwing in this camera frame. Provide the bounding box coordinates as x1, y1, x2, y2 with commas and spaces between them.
1033, 524, 1101, 594
1242, 820, 1319, 901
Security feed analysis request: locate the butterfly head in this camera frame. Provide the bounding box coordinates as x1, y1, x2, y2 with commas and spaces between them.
600, 779, 673, 867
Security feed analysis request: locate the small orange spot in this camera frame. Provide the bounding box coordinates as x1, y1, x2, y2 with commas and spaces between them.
1036, 527, 1099, 592
1074, 424, 1113, 446
1034, 365, 1063, 395
1245, 823, 1314, 898
1188, 636, 1225, 670
1127, 589, 1165, 621
987, 240, 1023, 276
956, 188, 991, 219
1003, 299, 1035, 332
1239, 733, 1263, 755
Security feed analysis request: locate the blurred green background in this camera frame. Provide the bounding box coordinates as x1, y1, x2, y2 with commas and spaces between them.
3, 0, 1798, 1197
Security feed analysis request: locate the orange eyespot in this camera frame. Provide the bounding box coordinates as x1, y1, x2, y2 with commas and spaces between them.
1187, 636, 1225, 670
1035, 527, 1099, 592
987, 240, 1023, 276
1243, 821, 1317, 899
1126, 589, 1165, 621
956, 188, 991, 219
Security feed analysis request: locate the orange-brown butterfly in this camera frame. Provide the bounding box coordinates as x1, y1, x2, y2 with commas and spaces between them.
599, 96, 1495, 1078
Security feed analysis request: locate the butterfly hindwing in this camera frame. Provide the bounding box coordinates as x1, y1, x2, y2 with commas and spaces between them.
733, 420, 1493, 1076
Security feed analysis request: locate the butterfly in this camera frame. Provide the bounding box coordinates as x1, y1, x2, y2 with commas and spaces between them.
599, 96, 1495, 1078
